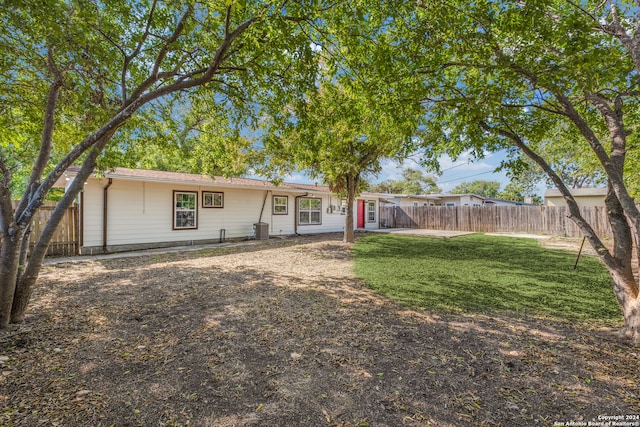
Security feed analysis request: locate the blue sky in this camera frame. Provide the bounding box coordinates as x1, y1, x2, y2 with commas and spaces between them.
280, 149, 516, 194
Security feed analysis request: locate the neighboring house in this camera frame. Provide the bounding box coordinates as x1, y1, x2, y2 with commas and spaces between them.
382, 194, 439, 207
483, 198, 537, 206
544, 187, 608, 207
64, 167, 382, 254
384, 193, 485, 207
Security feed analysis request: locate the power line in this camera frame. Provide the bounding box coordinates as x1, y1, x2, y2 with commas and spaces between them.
437, 170, 495, 184
439, 162, 469, 172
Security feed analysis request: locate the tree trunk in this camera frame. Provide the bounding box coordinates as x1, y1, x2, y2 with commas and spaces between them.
623, 298, 640, 345
0, 227, 25, 327
610, 270, 640, 345
343, 174, 358, 243
10, 143, 107, 325
15, 222, 32, 286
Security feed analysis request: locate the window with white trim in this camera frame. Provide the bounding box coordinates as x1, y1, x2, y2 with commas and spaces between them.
298, 197, 321, 225
202, 191, 224, 208
367, 201, 376, 222
174, 191, 197, 229
273, 196, 288, 215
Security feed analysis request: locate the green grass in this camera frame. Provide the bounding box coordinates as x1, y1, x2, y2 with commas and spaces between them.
353, 233, 622, 325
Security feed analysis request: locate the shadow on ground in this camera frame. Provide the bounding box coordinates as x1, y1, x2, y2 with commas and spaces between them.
1, 235, 638, 427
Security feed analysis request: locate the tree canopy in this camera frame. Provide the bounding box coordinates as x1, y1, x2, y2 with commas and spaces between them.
370, 168, 441, 195
450, 180, 501, 198
259, 76, 424, 242
406, 0, 640, 342
0, 0, 335, 327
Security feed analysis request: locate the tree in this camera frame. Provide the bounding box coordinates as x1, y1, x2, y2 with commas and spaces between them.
0, 0, 331, 328
410, 0, 640, 342
507, 121, 607, 191
261, 79, 423, 243
451, 180, 501, 198
371, 168, 441, 194
498, 183, 542, 204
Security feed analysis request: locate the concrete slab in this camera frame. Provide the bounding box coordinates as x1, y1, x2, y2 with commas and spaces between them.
369, 228, 476, 238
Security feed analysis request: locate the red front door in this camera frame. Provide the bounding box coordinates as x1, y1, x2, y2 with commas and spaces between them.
357, 199, 365, 228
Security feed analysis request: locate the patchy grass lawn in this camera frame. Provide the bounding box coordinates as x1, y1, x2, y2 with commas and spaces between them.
353, 233, 621, 325
0, 233, 638, 427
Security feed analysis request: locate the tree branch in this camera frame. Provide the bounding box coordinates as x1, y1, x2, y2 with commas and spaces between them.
479, 120, 618, 269
14, 48, 64, 221
16, 8, 259, 229
583, 92, 640, 223
225, 5, 232, 37
121, 0, 159, 101
125, 5, 193, 107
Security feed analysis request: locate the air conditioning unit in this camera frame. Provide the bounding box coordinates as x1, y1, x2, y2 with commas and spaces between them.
254, 222, 269, 240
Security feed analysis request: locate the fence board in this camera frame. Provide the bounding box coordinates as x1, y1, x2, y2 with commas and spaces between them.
379, 205, 631, 239
7, 201, 79, 257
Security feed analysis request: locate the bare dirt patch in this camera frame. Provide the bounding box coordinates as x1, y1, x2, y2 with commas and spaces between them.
1, 233, 638, 426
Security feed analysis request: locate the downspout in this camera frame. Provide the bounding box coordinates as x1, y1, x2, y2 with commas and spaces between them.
103, 178, 113, 253
294, 192, 308, 235
258, 190, 269, 223
79, 191, 84, 249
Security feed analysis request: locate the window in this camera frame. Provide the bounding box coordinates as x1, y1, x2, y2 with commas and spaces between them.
202, 191, 224, 208
340, 199, 347, 215
174, 191, 197, 229
367, 201, 376, 222
298, 197, 321, 225
413, 202, 418, 207
273, 196, 288, 215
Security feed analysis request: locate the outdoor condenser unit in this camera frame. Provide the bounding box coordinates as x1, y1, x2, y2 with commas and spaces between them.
254, 222, 269, 240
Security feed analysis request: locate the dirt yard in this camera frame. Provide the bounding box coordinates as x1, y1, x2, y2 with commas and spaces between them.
1, 233, 638, 426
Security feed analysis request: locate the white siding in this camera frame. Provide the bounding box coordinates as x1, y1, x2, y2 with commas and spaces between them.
81, 179, 107, 247
82, 178, 297, 248
80, 177, 380, 250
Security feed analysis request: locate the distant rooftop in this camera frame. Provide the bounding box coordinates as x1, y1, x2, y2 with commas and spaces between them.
544, 187, 608, 197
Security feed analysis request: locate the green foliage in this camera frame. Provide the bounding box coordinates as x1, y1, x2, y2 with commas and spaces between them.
1, 0, 324, 192
260, 76, 423, 195
498, 182, 541, 204
354, 234, 621, 325
371, 168, 441, 195
406, 1, 636, 196
451, 180, 501, 198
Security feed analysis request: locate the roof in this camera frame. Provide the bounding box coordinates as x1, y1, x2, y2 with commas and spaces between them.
483, 198, 537, 206
382, 194, 441, 200
431, 193, 484, 200
386, 193, 484, 201
544, 187, 608, 197
66, 166, 339, 195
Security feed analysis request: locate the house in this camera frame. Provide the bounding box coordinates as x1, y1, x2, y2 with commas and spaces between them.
384, 193, 485, 207
64, 167, 383, 254
544, 187, 608, 207
483, 197, 537, 206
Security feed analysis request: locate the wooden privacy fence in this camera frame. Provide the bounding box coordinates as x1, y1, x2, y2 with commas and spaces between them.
7, 201, 79, 257
379, 205, 617, 239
